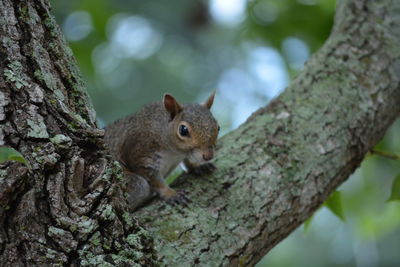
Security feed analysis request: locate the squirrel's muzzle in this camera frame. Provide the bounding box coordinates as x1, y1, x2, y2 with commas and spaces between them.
202, 149, 214, 161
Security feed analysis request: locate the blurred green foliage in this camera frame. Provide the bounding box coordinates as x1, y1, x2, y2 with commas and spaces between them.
246, 0, 334, 68
50, 0, 400, 266
388, 175, 400, 202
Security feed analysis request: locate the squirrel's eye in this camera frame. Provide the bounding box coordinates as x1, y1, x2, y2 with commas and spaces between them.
179, 124, 190, 137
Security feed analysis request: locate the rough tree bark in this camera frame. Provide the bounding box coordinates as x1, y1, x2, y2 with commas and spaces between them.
0, 0, 399, 266
0, 0, 154, 266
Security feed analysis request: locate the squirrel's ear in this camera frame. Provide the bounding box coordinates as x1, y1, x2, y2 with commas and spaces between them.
163, 93, 182, 119
203, 91, 215, 110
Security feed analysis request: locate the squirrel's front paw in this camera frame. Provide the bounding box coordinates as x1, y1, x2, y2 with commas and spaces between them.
188, 163, 216, 176
161, 189, 191, 206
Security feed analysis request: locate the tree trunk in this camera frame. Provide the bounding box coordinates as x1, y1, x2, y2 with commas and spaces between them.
0, 0, 399, 266
0, 0, 154, 266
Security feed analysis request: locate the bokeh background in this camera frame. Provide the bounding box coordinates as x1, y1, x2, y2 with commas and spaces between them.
50, 0, 400, 266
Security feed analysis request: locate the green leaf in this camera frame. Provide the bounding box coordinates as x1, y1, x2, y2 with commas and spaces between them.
0, 146, 29, 166
324, 190, 345, 221
387, 174, 400, 202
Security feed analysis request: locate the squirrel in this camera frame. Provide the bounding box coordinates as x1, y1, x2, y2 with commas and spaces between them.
104, 92, 219, 207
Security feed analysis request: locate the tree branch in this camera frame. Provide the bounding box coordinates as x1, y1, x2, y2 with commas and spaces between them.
135, 0, 400, 265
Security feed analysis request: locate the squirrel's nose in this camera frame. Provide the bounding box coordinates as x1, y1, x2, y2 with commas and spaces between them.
202, 151, 213, 161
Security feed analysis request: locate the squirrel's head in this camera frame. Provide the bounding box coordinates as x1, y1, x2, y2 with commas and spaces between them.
163, 92, 219, 165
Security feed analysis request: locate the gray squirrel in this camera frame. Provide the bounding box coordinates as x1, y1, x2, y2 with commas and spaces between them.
104, 93, 219, 208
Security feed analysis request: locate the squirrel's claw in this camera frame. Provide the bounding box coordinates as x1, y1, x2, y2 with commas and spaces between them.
165, 190, 191, 207
188, 163, 216, 176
